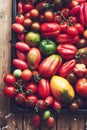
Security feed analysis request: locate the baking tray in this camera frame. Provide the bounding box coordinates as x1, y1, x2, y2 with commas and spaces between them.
11, 0, 87, 113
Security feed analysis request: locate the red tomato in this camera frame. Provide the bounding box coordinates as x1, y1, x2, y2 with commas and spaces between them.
52, 99, 62, 112
25, 82, 37, 95
68, 16, 77, 24
68, 0, 79, 8
15, 14, 25, 25
4, 74, 16, 85
44, 96, 54, 107
17, 34, 25, 41
15, 92, 25, 104
23, 18, 32, 28
30, 9, 39, 19
75, 23, 84, 34
12, 23, 25, 34
15, 42, 30, 52
23, 4, 34, 13
54, 14, 62, 24
46, 116, 55, 128
66, 26, 78, 37
61, 8, 70, 17
17, 1, 24, 14
44, 11, 54, 22
37, 78, 51, 99
25, 95, 38, 107
60, 21, 68, 33
3, 86, 16, 97
24, 12, 30, 19
35, 99, 46, 111
16, 50, 26, 61
32, 114, 41, 128
21, 69, 32, 81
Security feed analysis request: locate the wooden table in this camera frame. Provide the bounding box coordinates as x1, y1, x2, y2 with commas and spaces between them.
0, 0, 87, 129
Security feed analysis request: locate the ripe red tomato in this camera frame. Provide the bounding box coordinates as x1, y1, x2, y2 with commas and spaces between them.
54, 14, 62, 24
66, 26, 78, 36
35, 99, 46, 111
25, 95, 38, 107
52, 99, 62, 112
75, 23, 84, 34
23, 3, 34, 13
12, 23, 25, 34
25, 82, 37, 95
23, 18, 32, 28
4, 74, 16, 85
44, 96, 54, 107
61, 8, 70, 17
15, 14, 25, 25
17, 1, 24, 14
16, 50, 26, 61
60, 21, 68, 33
15, 92, 25, 104
46, 116, 55, 128
44, 11, 54, 22
21, 69, 32, 81
3, 86, 16, 97
30, 9, 39, 19
17, 34, 25, 41
31, 114, 41, 128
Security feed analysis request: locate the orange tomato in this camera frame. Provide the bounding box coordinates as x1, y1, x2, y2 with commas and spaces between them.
21, 69, 32, 81
83, 29, 87, 39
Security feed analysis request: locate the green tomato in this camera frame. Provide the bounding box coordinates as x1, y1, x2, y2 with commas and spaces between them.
13, 69, 22, 78
39, 39, 56, 56
43, 110, 51, 120
25, 31, 41, 47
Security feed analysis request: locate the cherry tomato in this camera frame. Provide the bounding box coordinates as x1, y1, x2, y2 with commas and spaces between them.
17, 34, 25, 41
25, 95, 38, 107
52, 99, 62, 112
44, 96, 54, 107
30, 9, 39, 19
76, 38, 87, 48
61, 8, 70, 17
43, 110, 51, 120
60, 21, 68, 33
3, 86, 16, 97
15, 92, 25, 104
69, 101, 79, 112
21, 69, 32, 81
4, 74, 16, 85
23, 18, 32, 28
15, 14, 25, 25
54, 14, 62, 24
32, 114, 41, 128
68, 0, 79, 8
24, 12, 30, 19
66, 26, 78, 36
46, 116, 55, 128
68, 16, 77, 24
31, 22, 40, 32
75, 23, 84, 34
13, 69, 22, 78
83, 29, 87, 39
23, 3, 34, 13
44, 11, 54, 22
35, 99, 46, 111
25, 82, 37, 95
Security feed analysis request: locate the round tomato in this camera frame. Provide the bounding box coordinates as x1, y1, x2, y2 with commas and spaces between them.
15, 14, 25, 25
3, 86, 16, 97
44, 11, 54, 22
23, 4, 34, 13
4, 74, 16, 85
66, 26, 78, 36
21, 69, 32, 81
43, 110, 51, 120
32, 114, 41, 128
13, 69, 22, 78
15, 92, 25, 104
46, 116, 55, 128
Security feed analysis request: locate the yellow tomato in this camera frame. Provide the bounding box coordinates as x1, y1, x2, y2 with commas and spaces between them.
50, 75, 75, 102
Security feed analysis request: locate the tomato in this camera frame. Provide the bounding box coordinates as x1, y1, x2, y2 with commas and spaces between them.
13, 69, 22, 78
60, 21, 68, 33
16, 50, 26, 61
3, 86, 16, 97
17, 34, 25, 41
46, 116, 55, 128
23, 18, 32, 28
83, 29, 87, 39
69, 101, 79, 112
75, 78, 87, 97
44, 96, 54, 107
13, 59, 28, 70
39, 39, 56, 56
75, 23, 84, 34
4, 74, 16, 85
24, 12, 30, 19
51, 99, 62, 112
30, 9, 39, 19
21, 69, 32, 81
31, 22, 40, 32
66, 26, 78, 36
68, 0, 79, 8
15, 42, 30, 52
15, 92, 25, 104
61, 8, 70, 17
37, 78, 51, 99
23, 3, 34, 13
31, 114, 41, 128
25, 82, 37, 95
43, 110, 51, 120
35, 99, 46, 111
76, 38, 87, 48
12, 23, 25, 34
54, 14, 62, 24
44, 11, 54, 22
25, 95, 38, 107
68, 16, 77, 24
17, 1, 23, 14
15, 14, 25, 25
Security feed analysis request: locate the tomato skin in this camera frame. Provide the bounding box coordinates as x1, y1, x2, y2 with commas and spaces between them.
25, 95, 38, 107
21, 69, 32, 81
15, 92, 25, 104
12, 23, 25, 34
4, 74, 16, 85
46, 116, 55, 128
16, 50, 26, 61
75, 78, 87, 97
13, 59, 28, 70
15, 14, 25, 25
44, 11, 54, 22
32, 114, 41, 128
15, 42, 30, 52
3, 86, 16, 97
25, 82, 37, 95
37, 78, 51, 99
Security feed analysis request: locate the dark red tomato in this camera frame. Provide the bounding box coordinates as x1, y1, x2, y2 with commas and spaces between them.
15, 14, 25, 25
12, 23, 25, 34
75, 23, 84, 34
17, 1, 24, 14
23, 4, 34, 13
44, 96, 54, 107
37, 78, 51, 99
21, 69, 32, 81
25, 95, 38, 107
17, 34, 25, 41
61, 8, 70, 17
52, 99, 62, 112
60, 21, 68, 33
13, 59, 28, 70
46, 116, 55, 128
3, 86, 16, 97
15, 92, 25, 104
25, 82, 37, 95
32, 114, 41, 128
66, 26, 78, 37
35, 99, 46, 111
16, 50, 26, 61
4, 74, 16, 85
54, 14, 62, 24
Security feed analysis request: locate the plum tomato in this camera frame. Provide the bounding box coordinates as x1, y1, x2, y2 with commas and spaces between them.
4, 74, 16, 85
31, 114, 41, 128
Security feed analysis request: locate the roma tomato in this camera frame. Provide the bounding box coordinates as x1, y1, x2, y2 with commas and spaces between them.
15, 42, 30, 52
25, 95, 38, 107
4, 74, 16, 85
17, 1, 23, 14
66, 26, 79, 37
21, 69, 32, 81
25, 82, 37, 95
15, 92, 25, 104
12, 23, 25, 34
37, 78, 51, 99
3, 86, 17, 97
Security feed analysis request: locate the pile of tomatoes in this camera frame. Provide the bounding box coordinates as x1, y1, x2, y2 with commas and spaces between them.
3, 0, 87, 128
